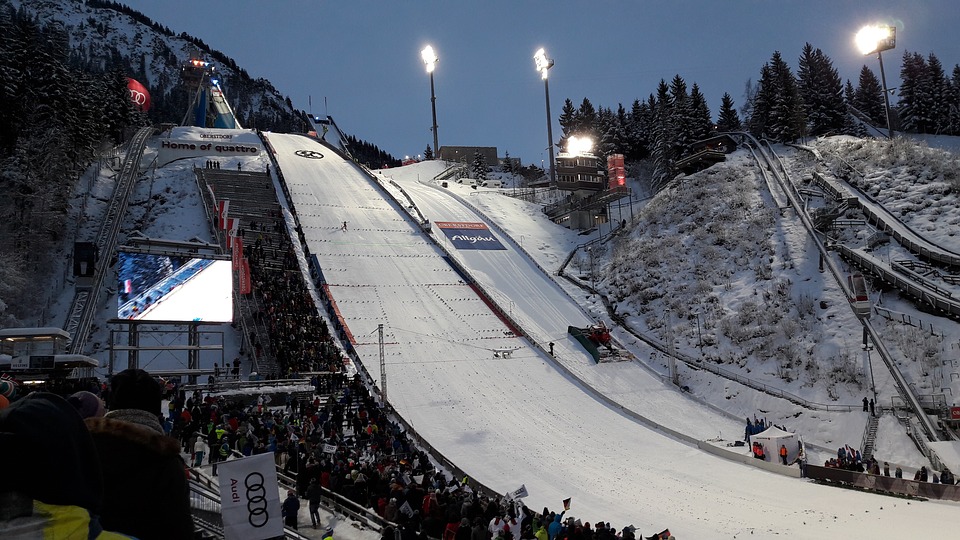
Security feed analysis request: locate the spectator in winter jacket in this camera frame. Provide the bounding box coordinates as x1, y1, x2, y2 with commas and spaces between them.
85, 369, 194, 540
455, 517, 473, 540
307, 478, 323, 528
548, 513, 565, 540
283, 490, 301, 529
384, 497, 400, 522
534, 520, 549, 540
0, 392, 135, 539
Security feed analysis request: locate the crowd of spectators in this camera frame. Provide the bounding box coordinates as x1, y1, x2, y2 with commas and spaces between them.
170, 372, 675, 540
243, 216, 345, 378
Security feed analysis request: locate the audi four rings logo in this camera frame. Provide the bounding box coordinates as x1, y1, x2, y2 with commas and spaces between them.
245, 472, 269, 527
295, 149, 324, 159
128, 89, 147, 105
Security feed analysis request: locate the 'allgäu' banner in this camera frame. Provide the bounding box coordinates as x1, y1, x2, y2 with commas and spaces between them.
436, 221, 506, 250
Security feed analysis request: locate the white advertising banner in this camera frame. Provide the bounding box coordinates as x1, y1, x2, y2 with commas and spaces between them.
157, 127, 262, 166
218, 453, 284, 540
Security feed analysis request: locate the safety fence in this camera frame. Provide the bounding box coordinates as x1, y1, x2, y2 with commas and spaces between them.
805, 464, 960, 501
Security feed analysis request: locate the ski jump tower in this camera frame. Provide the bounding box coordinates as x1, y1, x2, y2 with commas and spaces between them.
180, 53, 241, 129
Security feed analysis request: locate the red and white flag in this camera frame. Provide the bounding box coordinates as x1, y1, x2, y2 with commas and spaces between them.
218, 200, 230, 230
225, 218, 239, 248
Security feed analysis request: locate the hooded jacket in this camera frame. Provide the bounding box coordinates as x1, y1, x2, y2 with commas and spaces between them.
0, 392, 134, 539
86, 409, 194, 540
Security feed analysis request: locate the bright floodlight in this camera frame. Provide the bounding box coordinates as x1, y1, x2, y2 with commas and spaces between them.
567, 135, 593, 156
856, 25, 895, 55
534, 47, 554, 80
421, 45, 438, 73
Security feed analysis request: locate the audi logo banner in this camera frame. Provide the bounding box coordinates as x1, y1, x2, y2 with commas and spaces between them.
218, 453, 283, 539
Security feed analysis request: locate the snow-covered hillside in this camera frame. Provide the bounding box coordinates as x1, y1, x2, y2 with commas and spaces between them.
25, 129, 960, 538
8, 0, 301, 129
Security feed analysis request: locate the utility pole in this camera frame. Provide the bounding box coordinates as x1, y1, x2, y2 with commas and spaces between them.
666, 308, 677, 386
378, 324, 386, 405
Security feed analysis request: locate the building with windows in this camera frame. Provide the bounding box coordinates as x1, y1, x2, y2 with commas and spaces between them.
438, 146, 498, 167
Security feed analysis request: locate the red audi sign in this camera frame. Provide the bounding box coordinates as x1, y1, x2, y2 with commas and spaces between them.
126, 78, 151, 111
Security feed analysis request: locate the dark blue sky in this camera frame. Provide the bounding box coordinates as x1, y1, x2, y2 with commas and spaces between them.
120, 1, 958, 166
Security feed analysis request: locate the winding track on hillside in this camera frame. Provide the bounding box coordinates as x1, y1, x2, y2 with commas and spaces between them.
743, 135, 941, 445
65, 126, 154, 355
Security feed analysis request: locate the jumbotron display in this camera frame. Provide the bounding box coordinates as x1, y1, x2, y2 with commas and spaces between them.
116, 251, 233, 322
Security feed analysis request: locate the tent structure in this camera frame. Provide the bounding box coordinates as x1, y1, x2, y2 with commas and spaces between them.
751, 426, 801, 464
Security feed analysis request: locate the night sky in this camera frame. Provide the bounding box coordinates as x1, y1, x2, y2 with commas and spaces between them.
119, 0, 959, 166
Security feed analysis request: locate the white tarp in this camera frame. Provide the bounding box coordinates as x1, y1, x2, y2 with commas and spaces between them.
751, 426, 800, 464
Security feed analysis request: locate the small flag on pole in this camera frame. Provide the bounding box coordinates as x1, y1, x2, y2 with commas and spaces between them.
506, 484, 528, 500
562, 498, 571, 511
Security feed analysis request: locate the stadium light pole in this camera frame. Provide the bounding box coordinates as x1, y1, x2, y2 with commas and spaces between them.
421, 45, 440, 159
855, 24, 896, 139
534, 48, 556, 185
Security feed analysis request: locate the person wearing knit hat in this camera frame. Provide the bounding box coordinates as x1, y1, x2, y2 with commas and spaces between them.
68, 390, 105, 419
85, 369, 193, 539
0, 392, 134, 538
106, 368, 162, 420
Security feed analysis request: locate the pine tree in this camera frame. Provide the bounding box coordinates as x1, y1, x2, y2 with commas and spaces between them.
753, 51, 804, 142
746, 67, 770, 137
558, 98, 577, 149
625, 98, 652, 160
424, 144, 433, 160
926, 53, 948, 134
948, 65, 960, 136
853, 66, 885, 128
502, 150, 514, 175
614, 104, 630, 157
688, 83, 715, 141
899, 51, 931, 133
797, 43, 846, 137
596, 106, 620, 159
716, 92, 742, 132
576, 97, 598, 139
650, 79, 677, 190
471, 150, 487, 181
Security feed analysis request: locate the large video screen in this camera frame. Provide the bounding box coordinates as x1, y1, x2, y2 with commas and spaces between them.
117, 251, 233, 322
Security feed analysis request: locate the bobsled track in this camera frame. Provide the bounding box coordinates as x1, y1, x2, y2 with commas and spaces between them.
262, 133, 959, 538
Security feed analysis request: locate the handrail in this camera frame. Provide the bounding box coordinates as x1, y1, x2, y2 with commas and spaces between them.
757, 138, 939, 444
67, 126, 155, 354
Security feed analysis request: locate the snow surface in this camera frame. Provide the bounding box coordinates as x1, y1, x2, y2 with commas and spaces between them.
51, 131, 960, 539
261, 134, 959, 538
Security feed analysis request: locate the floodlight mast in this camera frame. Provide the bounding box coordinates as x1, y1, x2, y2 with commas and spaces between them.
422, 46, 440, 158
534, 48, 556, 185
856, 25, 896, 139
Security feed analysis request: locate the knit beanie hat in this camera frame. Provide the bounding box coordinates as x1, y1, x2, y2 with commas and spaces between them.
0, 392, 104, 513
68, 390, 105, 419
109, 368, 161, 414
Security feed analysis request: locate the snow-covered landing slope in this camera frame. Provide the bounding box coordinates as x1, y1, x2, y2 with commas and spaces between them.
268, 136, 960, 538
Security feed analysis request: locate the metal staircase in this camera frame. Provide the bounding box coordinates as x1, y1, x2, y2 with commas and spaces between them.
861, 412, 880, 462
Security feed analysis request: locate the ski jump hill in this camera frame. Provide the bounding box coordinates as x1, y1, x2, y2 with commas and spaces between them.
263, 133, 957, 538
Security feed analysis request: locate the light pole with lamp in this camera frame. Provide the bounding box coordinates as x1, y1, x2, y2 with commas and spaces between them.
534, 48, 556, 185
586, 246, 596, 296
665, 308, 678, 386
855, 24, 896, 139
694, 310, 704, 360
421, 45, 440, 157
